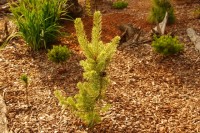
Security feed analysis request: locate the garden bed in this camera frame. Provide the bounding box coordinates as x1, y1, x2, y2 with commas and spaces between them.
0, 0, 200, 132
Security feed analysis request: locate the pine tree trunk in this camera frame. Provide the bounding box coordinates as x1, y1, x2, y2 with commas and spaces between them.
67, 0, 83, 18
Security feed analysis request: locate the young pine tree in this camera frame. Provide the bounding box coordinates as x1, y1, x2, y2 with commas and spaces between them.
55, 11, 120, 127
20, 74, 29, 106
148, 0, 175, 24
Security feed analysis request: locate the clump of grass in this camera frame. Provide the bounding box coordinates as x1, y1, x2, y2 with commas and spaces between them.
9, 0, 69, 51
152, 35, 184, 56
47, 45, 71, 64
112, 0, 128, 9
148, 0, 175, 24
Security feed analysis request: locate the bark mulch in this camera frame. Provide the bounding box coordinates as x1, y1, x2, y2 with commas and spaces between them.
0, 0, 199, 132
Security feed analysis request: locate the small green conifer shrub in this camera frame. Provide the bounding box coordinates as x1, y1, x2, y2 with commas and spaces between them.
152, 35, 184, 56
20, 74, 29, 105
20, 74, 28, 86
9, 0, 69, 51
112, 0, 128, 9
47, 45, 71, 64
194, 8, 200, 19
54, 11, 120, 127
148, 0, 175, 24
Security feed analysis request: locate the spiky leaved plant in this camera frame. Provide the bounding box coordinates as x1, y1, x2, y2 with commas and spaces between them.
55, 11, 120, 127
9, 0, 69, 51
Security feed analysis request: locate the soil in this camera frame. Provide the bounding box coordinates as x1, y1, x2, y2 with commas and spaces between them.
0, 0, 200, 132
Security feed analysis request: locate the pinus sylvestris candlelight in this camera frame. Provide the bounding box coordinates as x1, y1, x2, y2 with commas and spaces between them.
55, 11, 120, 127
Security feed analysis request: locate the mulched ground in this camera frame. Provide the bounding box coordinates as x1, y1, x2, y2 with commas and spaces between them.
0, 0, 200, 132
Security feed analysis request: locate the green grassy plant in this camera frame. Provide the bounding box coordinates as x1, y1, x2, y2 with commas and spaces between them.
55, 11, 120, 127
152, 35, 184, 56
9, 0, 69, 51
112, 0, 128, 9
47, 45, 71, 64
148, 0, 175, 24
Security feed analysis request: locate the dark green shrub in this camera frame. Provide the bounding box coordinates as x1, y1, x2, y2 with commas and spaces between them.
112, 1, 128, 9
9, 0, 69, 51
148, 0, 175, 24
48, 45, 71, 63
152, 35, 183, 56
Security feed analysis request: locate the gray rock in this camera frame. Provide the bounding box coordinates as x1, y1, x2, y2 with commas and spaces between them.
187, 28, 200, 52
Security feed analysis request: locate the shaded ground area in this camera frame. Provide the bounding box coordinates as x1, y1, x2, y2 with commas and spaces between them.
0, 0, 200, 132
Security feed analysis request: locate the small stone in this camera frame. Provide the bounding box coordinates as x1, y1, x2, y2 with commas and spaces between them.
187, 28, 200, 51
